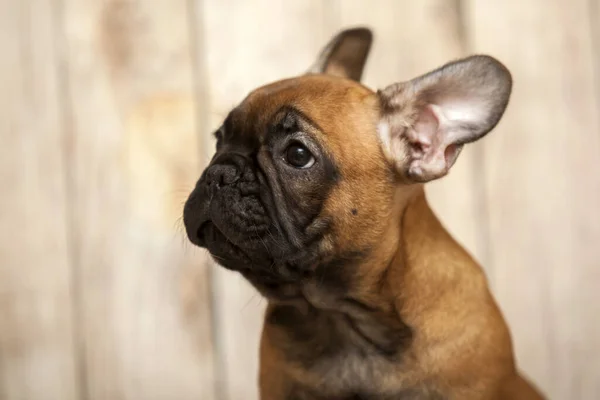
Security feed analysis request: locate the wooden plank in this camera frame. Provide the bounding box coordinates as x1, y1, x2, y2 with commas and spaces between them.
197, 2, 328, 399
325, 0, 489, 266
465, 0, 600, 398
60, 0, 215, 399
0, 1, 79, 399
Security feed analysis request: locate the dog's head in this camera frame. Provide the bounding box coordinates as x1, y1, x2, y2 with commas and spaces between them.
183, 28, 512, 299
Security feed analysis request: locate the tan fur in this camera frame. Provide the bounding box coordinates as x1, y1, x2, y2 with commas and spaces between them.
228, 74, 546, 399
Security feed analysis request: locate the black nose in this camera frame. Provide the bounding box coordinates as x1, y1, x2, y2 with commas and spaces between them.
183, 155, 247, 247
205, 161, 241, 188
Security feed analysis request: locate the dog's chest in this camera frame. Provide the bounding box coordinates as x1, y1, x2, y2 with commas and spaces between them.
266, 284, 422, 398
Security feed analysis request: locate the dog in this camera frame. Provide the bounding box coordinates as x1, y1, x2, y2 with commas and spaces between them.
183, 27, 545, 400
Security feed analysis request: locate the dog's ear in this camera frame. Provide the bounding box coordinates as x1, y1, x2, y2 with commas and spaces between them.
377, 55, 512, 182
307, 27, 373, 81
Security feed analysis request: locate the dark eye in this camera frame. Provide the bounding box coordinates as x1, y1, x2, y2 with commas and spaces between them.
284, 143, 315, 169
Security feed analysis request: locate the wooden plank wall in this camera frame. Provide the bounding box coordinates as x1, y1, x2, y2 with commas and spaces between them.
0, 1, 598, 400
467, 1, 600, 398
0, 1, 79, 399
61, 1, 215, 399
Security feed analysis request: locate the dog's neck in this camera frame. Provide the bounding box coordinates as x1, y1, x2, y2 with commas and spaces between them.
332, 185, 493, 355
335, 186, 476, 299
265, 186, 488, 359
280, 185, 482, 319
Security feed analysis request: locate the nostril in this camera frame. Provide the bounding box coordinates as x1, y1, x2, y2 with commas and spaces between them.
222, 167, 240, 185
206, 164, 241, 188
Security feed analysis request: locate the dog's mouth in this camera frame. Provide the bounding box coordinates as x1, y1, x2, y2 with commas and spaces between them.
198, 215, 317, 284
196, 219, 255, 269
195, 220, 217, 247
184, 180, 325, 287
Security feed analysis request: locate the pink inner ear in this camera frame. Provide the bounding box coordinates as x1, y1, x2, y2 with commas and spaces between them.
444, 143, 462, 168
408, 105, 439, 150
405, 105, 453, 181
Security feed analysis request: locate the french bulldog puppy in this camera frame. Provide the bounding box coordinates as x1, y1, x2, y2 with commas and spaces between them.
184, 27, 545, 400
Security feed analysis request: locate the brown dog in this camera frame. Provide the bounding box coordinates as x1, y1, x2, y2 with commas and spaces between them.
184, 28, 545, 400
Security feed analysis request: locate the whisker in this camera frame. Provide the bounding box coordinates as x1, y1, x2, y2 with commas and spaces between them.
268, 260, 276, 274
209, 253, 227, 262
252, 223, 273, 258
172, 216, 193, 253
242, 292, 260, 311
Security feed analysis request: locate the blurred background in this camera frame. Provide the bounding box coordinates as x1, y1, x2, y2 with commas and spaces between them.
1, 0, 599, 399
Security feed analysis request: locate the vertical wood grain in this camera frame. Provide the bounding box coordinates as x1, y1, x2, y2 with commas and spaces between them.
61, 0, 215, 399
324, 0, 489, 267
587, 4, 600, 399
0, 1, 79, 399
465, 0, 600, 398
196, 1, 327, 399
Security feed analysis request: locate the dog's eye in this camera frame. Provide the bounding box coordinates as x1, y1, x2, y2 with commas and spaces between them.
284, 143, 315, 169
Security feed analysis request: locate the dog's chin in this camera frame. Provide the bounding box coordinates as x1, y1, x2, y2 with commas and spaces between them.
199, 220, 322, 300
198, 218, 298, 273
241, 271, 305, 301
198, 221, 254, 272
